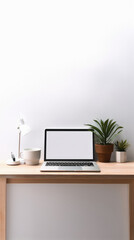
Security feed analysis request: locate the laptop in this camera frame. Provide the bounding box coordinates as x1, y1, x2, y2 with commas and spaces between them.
40, 129, 100, 172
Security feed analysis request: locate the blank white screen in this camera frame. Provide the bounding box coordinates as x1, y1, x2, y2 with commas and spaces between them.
46, 131, 93, 160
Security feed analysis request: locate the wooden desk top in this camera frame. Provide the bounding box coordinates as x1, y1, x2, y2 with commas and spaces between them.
0, 161, 134, 183
0, 160, 134, 175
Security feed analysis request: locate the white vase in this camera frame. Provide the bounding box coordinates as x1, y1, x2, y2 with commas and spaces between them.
116, 151, 127, 163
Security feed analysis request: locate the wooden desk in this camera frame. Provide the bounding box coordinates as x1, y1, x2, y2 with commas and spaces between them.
0, 161, 134, 240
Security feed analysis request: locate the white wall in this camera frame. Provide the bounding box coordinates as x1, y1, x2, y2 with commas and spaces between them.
0, 0, 133, 239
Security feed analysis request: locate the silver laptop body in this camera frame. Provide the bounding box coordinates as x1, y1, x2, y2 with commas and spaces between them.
40, 129, 100, 172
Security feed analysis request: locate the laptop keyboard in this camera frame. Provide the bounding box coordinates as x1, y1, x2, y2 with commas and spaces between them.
46, 161, 93, 167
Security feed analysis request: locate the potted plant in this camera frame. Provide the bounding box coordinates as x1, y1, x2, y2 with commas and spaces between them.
85, 119, 123, 162
115, 140, 129, 163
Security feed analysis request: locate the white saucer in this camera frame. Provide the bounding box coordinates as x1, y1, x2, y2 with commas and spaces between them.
6, 159, 20, 166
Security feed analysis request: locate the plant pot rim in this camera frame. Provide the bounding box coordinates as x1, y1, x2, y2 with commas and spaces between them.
116, 150, 126, 152
95, 143, 114, 146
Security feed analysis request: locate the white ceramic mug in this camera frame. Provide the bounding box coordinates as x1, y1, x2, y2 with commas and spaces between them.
21, 148, 41, 165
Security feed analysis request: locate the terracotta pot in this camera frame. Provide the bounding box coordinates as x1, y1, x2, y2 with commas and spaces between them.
95, 144, 114, 162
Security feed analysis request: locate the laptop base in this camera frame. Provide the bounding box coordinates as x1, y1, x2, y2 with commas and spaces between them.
40, 161, 100, 172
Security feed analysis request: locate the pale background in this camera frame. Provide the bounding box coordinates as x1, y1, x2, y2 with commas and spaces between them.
0, 0, 133, 239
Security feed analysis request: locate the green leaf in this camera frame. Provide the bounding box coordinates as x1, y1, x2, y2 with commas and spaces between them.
85, 124, 104, 137
107, 130, 123, 143
107, 126, 123, 142
93, 119, 102, 129
106, 120, 115, 136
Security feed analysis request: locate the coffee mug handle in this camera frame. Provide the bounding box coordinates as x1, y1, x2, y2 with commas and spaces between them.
20, 152, 23, 159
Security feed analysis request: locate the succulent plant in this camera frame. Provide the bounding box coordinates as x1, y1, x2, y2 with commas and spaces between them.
115, 140, 129, 152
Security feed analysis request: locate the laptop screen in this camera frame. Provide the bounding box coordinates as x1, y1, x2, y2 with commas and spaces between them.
44, 129, 94, 161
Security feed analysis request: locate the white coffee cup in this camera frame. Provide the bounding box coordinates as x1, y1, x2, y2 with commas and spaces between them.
21, 148, 41, 165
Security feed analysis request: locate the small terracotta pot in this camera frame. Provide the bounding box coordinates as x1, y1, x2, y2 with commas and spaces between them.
95, 144, 114, 162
